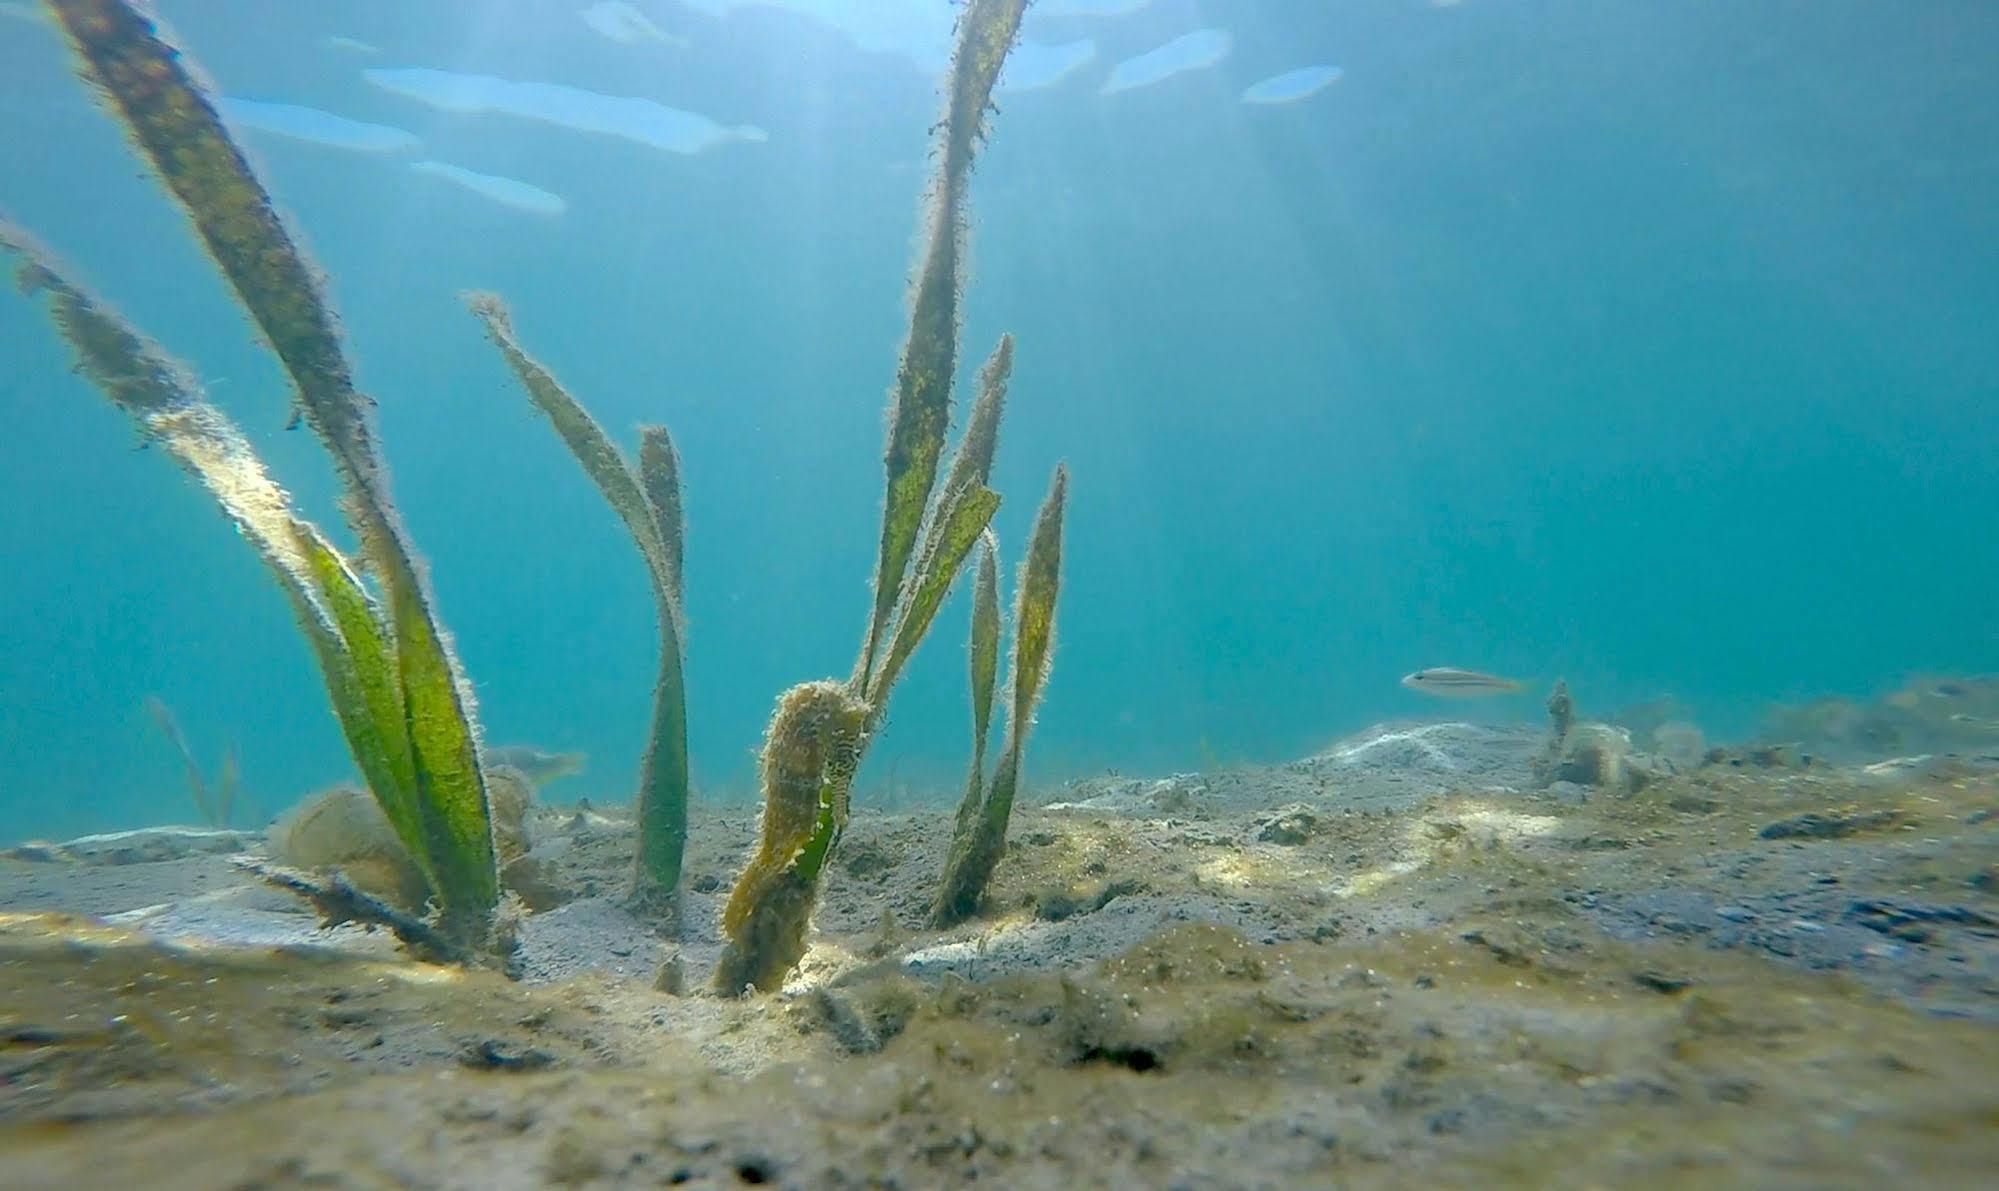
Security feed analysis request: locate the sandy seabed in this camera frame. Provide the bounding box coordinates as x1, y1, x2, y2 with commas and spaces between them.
1, 721, 1994, 1189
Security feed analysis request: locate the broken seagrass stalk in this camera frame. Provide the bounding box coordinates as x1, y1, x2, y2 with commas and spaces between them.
710, 0, 1071, 995
5, 0, 506, 960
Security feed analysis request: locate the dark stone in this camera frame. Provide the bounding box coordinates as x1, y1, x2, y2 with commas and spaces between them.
1461, 928, 1534, 966
458, 1039, 555, 1071
1848, 899, 1999, 943
1758, 810, 1908, 840
1632, 969, 1694, 994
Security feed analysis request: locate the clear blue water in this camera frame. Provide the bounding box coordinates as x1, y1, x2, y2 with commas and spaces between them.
2, 1, 1995, 840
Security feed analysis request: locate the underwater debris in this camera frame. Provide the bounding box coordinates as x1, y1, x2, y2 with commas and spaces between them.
934, 468, 1070, 927
713, 0, 1042, 995
19, 0, 503, 954
467, 293, 690, 920
142, 696, 242, 828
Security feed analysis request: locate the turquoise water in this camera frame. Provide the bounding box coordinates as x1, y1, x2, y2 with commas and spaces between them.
2, 1, 1994, 840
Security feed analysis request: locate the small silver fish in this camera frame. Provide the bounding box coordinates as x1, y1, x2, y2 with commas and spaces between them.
486, 745, 587, 788
1401, 668, 1527, 697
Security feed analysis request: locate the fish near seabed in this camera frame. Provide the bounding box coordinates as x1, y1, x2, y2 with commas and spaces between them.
1402, 668, 1528, 697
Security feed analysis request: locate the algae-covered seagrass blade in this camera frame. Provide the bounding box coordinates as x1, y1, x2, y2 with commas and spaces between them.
465, 292, 693, 905
950, 532, 1004, 838
869, 335, 1014, 708
639, 426, 687, 615
854, 0, 1030, 692
0, 227, 433, 896
40, 0, 500, 940
933, 465, 1068, 927
713, 0, 1030, 995
984, 463, 1069, 835
632, 425, 692, 900
464, 293, 679, 601
43, 0, 381, 496
1000, 464, 1069, 780
979, 464, 1070, 842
